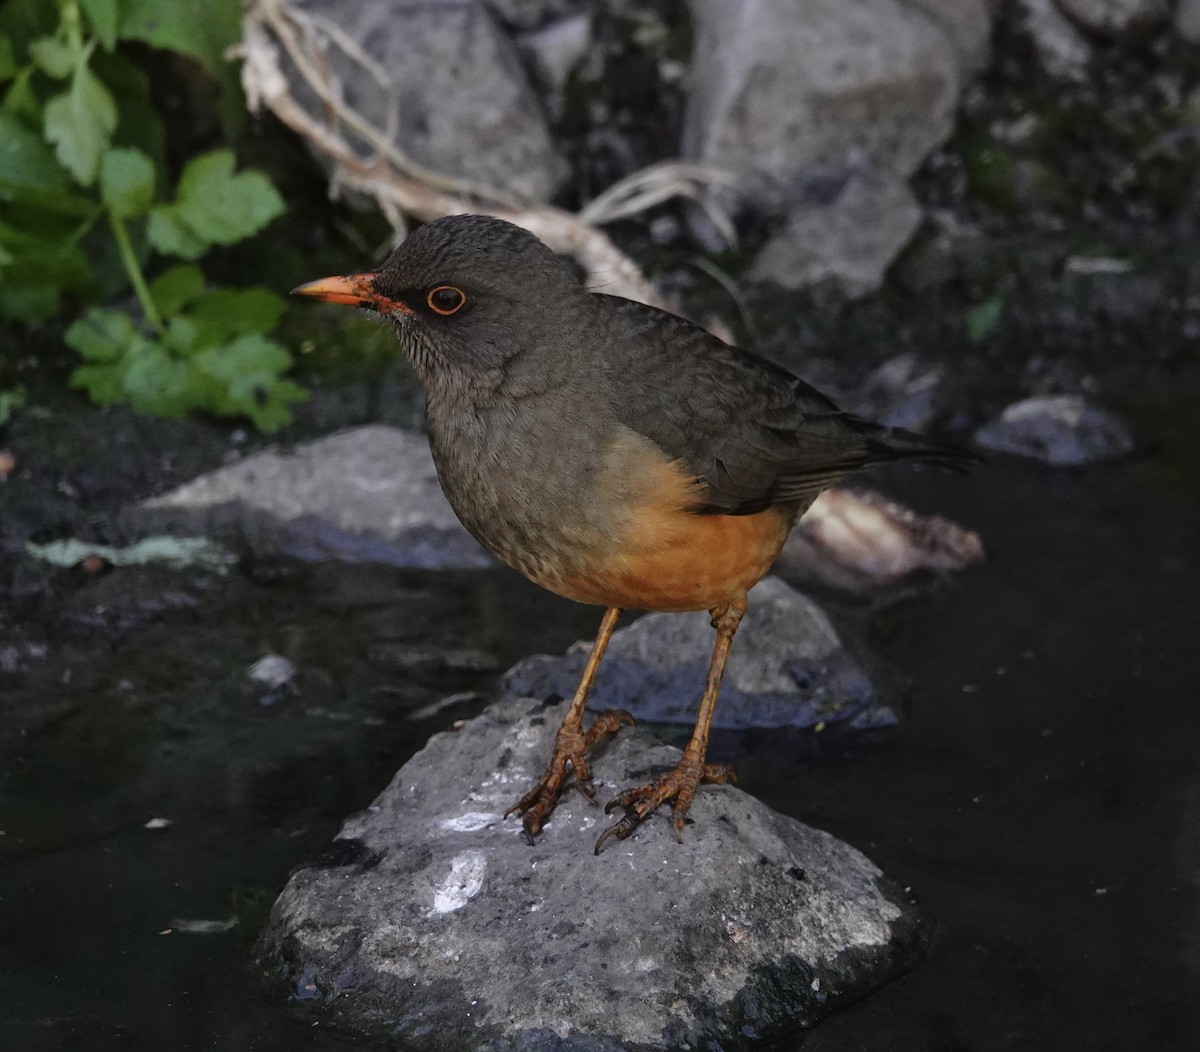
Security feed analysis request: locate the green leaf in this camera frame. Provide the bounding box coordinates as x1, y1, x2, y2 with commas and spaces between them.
100, 146, 154, 218
118, 0, 242, 78
80, 0, 119, 51
0, 224, 94, 320
0, 178, 100, 218
0, 278, 60, 321
194, 334, 306, 431
70, 362, 126, 404
149, 264, 205, 316
147, 205, 207, 259
0, 387, 25, 425
173, 150, 284, 246
0, 112, 71, 191
29, 35, 74, 79
2, 66, 40, 122
93, 50, 166, 174
121, 345, 197, 416
162, 314, 199, 355
0, 0, 60, 56
64, 307, 145, 362
43, 61, 118, 185
188, 288, 285, 345
0, 35, 16, 82
966, 296, 1004, 344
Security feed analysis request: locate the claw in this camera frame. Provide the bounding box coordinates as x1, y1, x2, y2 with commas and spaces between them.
506, 708, 633, 839
592, 755, 736, 854
594, 809, 644, 855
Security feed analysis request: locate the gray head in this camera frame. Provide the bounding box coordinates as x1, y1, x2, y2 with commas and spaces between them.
293, 215, 588, 384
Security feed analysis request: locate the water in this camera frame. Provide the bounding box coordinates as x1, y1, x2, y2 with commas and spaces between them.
2, 385, 1198, 1050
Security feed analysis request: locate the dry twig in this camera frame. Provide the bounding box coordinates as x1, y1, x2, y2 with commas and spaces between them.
235, 0, 736, 307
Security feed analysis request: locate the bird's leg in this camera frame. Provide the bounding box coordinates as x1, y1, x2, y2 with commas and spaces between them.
506, 606, 633, 838
594, 596, 746, 855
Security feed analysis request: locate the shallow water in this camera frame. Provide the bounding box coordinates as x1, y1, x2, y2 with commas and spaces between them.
2, 389, 1198, 1050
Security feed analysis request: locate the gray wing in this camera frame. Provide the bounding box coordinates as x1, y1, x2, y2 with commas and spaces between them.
595, 295, 944, 515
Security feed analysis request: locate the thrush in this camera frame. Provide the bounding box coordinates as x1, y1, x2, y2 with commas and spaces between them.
294, 214, 975, 853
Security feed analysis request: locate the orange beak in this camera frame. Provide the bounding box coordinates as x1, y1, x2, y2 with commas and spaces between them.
290, 273, 414, 316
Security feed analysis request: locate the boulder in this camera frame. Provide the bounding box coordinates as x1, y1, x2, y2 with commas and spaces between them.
257, 694, 933, 1049
1055, 0, 1168, 37
747, 168, 923, 297
1175, 0, 1200, 42
502, 577, 902, 732
138, 426, 490, 569
974, 394, 1136, 466
1014, 0, 1093, 77
294, 0, 566, 203
682, 0, 964, 215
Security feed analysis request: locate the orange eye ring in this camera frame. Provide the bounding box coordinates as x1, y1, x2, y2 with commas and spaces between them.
427, 285, 466, 316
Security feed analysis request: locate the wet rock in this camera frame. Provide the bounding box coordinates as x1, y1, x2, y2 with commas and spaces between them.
257, 693, 932, 1048
295, 0, 566, 203
502, 577, 902, 732
974, 394, 1136, 466
138, 426, 490, 569
1176, 0, 1200, 42
844, 353, 949, 432
682, 0, 963, 219
1014, 0, 1093, 77
1056, 0, 1168, 37
748, 168, 923, 297
776, 489, 985, 593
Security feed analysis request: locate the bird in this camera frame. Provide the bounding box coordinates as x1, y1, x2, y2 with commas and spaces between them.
293, 213, 976, 854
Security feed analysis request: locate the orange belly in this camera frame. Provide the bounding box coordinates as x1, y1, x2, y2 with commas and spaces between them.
547, 504, 795, 612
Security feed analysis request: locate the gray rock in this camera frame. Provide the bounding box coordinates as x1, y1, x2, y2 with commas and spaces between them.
517, 14, 592, 103
682, 0, 962, 217
138, 426, 490, 569
1014, 0, 1093, 77
747, 168, 923, 297
845, 353, 948, 432
295, 0, 566, 204
1175, 0, 1200, 42
974, 394, 1136, 466
483, 0, 586, 33
1056, 0, 1168, 36
904, 0, 994, 72
502, 577, 901, 732
257, 694, 932, 1048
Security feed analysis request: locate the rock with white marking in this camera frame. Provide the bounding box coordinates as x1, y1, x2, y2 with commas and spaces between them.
257, 694, 932, 1048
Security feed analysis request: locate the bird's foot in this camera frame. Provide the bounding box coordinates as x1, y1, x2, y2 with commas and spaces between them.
505, 709, 634, 839
594, 751, 737, 854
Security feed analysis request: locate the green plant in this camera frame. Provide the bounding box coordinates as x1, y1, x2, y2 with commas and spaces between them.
965, 295, 1004, 344
0, 386, 25, 424
0, 0, 306, 431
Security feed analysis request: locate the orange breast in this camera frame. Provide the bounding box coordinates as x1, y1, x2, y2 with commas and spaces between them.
550, 503, 795, 612
526, 429, 799, 612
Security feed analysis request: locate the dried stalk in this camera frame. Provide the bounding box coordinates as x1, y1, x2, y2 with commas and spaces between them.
236, 0, 735, 307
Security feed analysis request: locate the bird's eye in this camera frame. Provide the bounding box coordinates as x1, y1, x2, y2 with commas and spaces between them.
427, 285, 466, 316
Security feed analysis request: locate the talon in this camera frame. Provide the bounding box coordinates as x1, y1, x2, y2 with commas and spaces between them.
594, 809, 642, 855
506, 706, 632, 839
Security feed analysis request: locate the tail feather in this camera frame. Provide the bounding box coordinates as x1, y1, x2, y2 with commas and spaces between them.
862, 424, 983, 473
